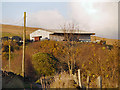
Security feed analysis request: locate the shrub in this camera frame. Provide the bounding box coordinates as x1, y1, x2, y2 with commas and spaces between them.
32, 52, 58, 76
50, 72, 78, 88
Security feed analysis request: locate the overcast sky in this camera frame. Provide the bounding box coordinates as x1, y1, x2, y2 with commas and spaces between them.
1, 0, 119, 39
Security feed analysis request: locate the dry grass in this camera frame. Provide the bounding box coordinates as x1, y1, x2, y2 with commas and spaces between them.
91, 35, 119, 46
1, 24, 40, 36
75, 43, 118, 88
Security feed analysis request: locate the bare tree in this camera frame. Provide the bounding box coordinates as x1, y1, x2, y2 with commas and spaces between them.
60, 23, 80, 76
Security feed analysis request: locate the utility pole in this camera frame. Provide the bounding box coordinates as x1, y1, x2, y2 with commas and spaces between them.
9, 44, 11, 71
22, 12, 26, 77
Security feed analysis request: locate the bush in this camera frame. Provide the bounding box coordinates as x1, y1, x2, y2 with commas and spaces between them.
50, 72, 78, 88
32, 52, 58, 76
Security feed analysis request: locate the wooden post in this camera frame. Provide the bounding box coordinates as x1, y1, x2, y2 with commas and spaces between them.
78, 69, 82, 88
9, 44, 11, 71
87, 76, 90, 89
97, 76, 102, 89
22, 12, 26, 77
40, 78, 43, 88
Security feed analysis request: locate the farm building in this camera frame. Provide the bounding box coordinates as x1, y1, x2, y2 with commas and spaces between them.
30, 29, 54, 41
30, 29, 95, 42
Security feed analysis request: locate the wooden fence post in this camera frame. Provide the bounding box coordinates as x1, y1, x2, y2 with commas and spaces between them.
40, 78, 42, 88
97, 76, 102, 89
78, 69, 82, 88
87, 75, 90, 89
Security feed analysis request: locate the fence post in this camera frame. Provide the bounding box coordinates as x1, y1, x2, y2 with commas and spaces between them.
78, 69, 82, 88
97, 76, 102, 89
87, 75, 90, 89
40, 78, 42, 88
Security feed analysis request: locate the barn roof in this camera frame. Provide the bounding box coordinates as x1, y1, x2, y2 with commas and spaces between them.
30, 29, 95, 35
53, 30, 95, 35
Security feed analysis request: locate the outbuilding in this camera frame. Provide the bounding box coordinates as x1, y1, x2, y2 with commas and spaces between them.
30, 29, 95, 42
30, 29, 54, 41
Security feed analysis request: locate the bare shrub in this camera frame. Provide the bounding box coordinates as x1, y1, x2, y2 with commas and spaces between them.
50, 72, 78, 88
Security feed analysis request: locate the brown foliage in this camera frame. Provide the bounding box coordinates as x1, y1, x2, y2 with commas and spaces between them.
2, 40, 119, 88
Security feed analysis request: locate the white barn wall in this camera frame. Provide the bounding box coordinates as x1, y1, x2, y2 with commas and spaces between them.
30, 29, 54, 41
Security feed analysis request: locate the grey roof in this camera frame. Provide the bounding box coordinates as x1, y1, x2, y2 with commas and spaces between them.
47, 29, 95, 35
31, 29, 95, 35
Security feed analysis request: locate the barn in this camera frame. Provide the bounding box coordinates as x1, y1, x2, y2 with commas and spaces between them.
30, 29, 54, 41
49, 30, 95, 41
30, 29, 95, 42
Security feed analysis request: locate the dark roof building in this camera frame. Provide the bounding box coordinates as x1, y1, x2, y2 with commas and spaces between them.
30, 29, 95, 42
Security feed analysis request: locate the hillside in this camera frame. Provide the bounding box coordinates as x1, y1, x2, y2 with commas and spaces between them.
91, 35, 119, 46
1, 24, 40, 38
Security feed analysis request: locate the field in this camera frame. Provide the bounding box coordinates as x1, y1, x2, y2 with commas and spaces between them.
1, 24, 40, 39
91, 36, 119, 46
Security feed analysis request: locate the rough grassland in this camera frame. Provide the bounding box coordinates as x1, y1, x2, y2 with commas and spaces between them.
91, 35, 119, 46
1, 24, 40, 39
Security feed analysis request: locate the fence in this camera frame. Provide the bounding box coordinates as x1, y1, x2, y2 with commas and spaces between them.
39, 69, 103, 89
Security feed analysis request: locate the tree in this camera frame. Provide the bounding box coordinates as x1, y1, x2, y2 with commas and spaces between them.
60, 23, 81, 76
32, 52, 58, 76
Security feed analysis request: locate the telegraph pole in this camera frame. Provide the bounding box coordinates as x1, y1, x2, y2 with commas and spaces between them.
22, 12, 26, 77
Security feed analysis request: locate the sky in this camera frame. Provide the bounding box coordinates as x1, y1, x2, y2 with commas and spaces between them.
1, 0, 119, 39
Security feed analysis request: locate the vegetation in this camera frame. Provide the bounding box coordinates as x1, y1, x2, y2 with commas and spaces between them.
1, 24, 39, 35
2, 39, 119, 88
2, 40, 21, 60
1, 24, 41, 40
2, 32, 30, 40
2, 71, 40, 88
50, 72, 79, 88
32, 52, 58, 76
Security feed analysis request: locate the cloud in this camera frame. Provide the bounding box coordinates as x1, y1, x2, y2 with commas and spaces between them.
27, 10, 66, 29
69, 1, 118, 39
